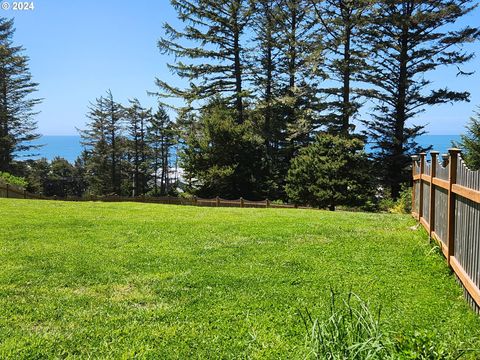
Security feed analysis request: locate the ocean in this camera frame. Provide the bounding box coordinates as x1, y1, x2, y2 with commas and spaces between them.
17, 136, 84, 163
16, 134, 463, 163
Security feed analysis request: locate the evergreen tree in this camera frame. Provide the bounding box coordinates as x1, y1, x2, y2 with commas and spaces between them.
255, 0, 322, 199
310, 0, 372, 135
79, 92, 124, 195
286, 133, 373, 210
126, 99, 151, 196
147, 105, 177, 196
362, 0, 480, 198
43, 157, 83, 198
182, 100, 264, 199
459, 107, 480, 170
248, 0, 286, 199
22, 158, 50, 195
250, 0, 282, 148
276, 0, 322, 152
0, 18, 41, 172
157, 0, 252, 124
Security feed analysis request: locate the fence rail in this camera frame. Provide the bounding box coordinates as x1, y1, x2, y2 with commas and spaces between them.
0, 179, 298, 209
412, 149, 480, 310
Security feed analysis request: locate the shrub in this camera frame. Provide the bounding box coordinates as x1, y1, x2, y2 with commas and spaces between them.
286, 134, 375, 211
376, 184, 412, 214
0, 172, 28, 188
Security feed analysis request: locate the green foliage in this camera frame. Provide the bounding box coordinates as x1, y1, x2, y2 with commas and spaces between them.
147, 104, 178, 196
0, 172, 28, 187
302, 291, 391, 359
286, 134, 374, 210
0, 18, 41, 172
79, 91, 125, 196
310, 0, 372, 135
157, 0, 252, 124
459, 107, 480, 171
361, 0, 479, 198
391, 184, 413, 214
379, 184, 413, 214
125, 99, 151, 197
78, 94, 180, 198
378, 196, 396, 213
393, 330, 469, 359
182, 101, 265, 199
303, 291, 473, 359
44, 157, 85, 197
11, 158, 85, 197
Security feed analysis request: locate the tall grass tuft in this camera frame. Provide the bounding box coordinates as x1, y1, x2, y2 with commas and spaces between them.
301, 290, 391, 360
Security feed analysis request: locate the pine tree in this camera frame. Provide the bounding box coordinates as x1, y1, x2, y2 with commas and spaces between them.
276, 0, 323, 153
147, 105, 177, 196
253, 0, 322, 199
310, 0, 372, 135
126, 99, 151, 196
157, 0, 252, 124
362, 0, 480, 198
250, 0, 282, 147
459, 107, 480, 170
182, 99, 264, 199
104, 91, 124, 195
0, 18, 41, 172
248, 0, 287, 198
79, 92, 124, 195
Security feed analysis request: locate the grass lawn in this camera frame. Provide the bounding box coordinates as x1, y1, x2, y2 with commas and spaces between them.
1, 199, 480, 358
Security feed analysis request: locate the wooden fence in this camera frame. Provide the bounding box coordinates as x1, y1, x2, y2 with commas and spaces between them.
412, 149, 480, 310
0, 179, 300, 209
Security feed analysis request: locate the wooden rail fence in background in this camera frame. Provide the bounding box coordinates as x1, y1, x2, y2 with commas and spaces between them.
0, 179, 300, 209
413, 149, 480, 311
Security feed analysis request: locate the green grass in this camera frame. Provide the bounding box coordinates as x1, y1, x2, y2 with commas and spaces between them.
1, 199, 480, 359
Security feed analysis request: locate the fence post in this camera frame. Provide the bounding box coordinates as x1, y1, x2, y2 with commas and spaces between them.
240, 197, 244, 208
5, 184, 9, 198
266, 199, 270, 208
446, 148, 461, 266
216, 196, 220, 207
429, 151, 439, 238
418, 153, 426, 221
23, 189, 27, 199
193, 196, 198, 206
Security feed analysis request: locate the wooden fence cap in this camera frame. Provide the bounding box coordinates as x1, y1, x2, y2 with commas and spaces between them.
448, 148, 462, 153
430, 151, 440, 155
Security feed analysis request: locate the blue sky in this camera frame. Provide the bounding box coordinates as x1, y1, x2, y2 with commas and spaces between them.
6, 0, 480, 136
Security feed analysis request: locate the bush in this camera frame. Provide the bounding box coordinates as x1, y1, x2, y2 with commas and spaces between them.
0, 172, 28, 188
286, 134, 375, 211
381, 184, 412, 214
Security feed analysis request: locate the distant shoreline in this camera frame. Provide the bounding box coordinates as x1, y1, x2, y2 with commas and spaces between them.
17, 134, 463, 163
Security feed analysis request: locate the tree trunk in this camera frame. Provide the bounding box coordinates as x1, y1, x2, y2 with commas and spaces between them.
233, 6, 244, 125
341, 22, 352, 136
392, 14, 410, 199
